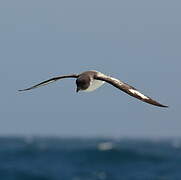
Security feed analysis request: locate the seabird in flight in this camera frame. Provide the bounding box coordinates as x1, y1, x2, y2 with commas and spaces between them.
19, 70, 168, 107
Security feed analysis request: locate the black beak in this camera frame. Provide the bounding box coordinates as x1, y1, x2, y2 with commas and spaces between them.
76, 87, 80, 93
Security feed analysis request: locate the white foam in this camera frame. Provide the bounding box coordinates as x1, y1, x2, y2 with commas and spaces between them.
97, 142, 113, 151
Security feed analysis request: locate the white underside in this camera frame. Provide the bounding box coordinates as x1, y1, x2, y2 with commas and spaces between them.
83, 79, 105, 92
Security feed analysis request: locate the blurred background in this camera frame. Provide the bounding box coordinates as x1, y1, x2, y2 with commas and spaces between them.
0, 0, 181, 179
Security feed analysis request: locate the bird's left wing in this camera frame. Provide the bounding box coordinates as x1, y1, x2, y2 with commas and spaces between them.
95, 73, 168, 107
19, 74, 79, 91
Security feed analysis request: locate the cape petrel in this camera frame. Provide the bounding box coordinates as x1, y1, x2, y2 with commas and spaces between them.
19, 70, 168, 107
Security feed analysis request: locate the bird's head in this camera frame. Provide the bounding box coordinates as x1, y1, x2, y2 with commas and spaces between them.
76, 76, 90, 92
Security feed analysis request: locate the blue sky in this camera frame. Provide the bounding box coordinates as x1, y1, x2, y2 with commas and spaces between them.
0, 0, 180, 138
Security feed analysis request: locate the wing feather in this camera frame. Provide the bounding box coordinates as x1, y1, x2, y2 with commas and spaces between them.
95, 73, 168, 107
19, 74, 78, 91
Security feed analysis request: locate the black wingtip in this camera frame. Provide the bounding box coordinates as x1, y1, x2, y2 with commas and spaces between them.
161, 104, 169, 108
18, 88, 31, 92
155, 101, 169, 108
158, 105, 169, 108
153, 102, 169, 108
143, 98, 169, 108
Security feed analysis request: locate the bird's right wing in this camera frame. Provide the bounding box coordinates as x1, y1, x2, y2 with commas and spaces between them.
19, 74, 79, 91
95, 73, 168, 107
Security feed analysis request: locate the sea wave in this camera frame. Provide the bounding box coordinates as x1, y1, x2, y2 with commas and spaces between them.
0, 137, 181, 180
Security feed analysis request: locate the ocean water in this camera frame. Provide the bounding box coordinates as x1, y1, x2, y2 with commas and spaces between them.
0, 137, 181, 180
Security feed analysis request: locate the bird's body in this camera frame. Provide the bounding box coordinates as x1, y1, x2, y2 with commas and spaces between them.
84, 79, 105, 92
76, 71, 105, 92
19, 70, 168, 107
